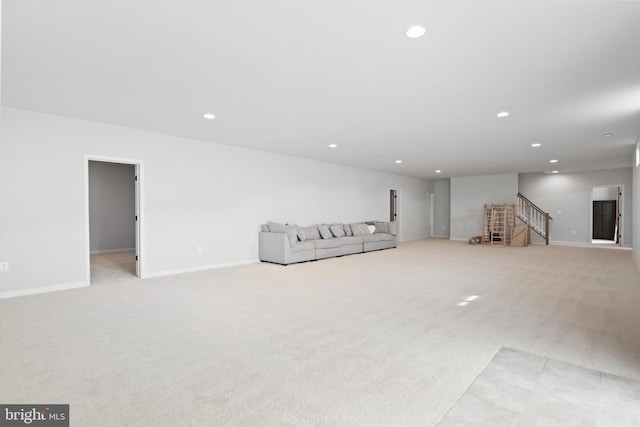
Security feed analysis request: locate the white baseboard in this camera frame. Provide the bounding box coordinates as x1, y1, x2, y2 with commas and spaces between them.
550, 240, 592, 247
0, 281, 89, 299
90, 248, 135, 255
449, 238, 468, 242
430, 235, 450, 239
550, 241, 631, 250
142, 259, 257, 279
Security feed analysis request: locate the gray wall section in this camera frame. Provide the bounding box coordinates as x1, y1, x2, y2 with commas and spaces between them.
634, 141, 640, 272
0, 107, 430, 295
593, 186, 618, 201
450, 173, 518, 240
89, 161, 135, 253
518, 168, 633, 246
433, 179, 450, 237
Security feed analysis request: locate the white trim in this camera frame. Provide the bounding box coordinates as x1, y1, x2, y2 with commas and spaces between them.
85, 154, 144, 283
550, 240, 631, 250
0, 282, 89, 299
90, 248, 135, 255
142, 260, 257, 279
449, 238, 468, 242
550, 240, 593, 247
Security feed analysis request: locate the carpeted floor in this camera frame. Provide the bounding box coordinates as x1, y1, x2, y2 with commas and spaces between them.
1, 239, 639, 426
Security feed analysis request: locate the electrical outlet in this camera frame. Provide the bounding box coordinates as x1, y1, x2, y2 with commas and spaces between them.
0, 262, 9, 272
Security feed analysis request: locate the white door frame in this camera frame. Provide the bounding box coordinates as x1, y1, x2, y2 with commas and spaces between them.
590, 184, 623, 246
84, 154, 144, 283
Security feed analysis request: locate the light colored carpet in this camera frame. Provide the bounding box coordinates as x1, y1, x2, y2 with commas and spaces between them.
1, 240, 639, 426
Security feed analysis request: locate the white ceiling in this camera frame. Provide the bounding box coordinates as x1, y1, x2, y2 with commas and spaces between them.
2, 0, 640, 179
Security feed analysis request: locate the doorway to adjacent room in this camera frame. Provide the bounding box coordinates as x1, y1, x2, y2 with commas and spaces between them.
591, 185, 621, 246
84, 156, 143, 284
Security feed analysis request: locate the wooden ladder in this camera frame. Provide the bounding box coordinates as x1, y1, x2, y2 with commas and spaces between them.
490, 204, 507, 247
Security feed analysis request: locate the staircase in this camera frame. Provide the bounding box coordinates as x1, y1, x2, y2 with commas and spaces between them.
516, 193, 552, 245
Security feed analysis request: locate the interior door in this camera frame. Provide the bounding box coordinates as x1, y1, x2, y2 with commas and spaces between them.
593, 200, 616, 240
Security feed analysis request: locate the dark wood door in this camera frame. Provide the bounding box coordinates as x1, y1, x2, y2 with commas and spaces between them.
593, 200, 616, 240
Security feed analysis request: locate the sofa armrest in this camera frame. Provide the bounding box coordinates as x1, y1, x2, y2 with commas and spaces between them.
259, 232, 293, 264
388, 221, 398, 236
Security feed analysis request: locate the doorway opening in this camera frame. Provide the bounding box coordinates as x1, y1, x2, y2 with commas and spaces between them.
84, 156, 142, 284
591, 185, 621, 246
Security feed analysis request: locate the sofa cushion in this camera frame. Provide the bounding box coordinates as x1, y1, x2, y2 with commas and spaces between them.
330, 223, 345, 238
379, 233, 396, 241
367, 224, 375, 234
338, 236, 363, 245
313, 238, 341, 249
362, 234, 383, 242
374, 222, 389, 233
302, 225, 321, 240
268, 221, 298, 246
260, 224, 269, 232
350, 223, 370, 236
296, 226, 306, 241
318, 224, 333, 239
290, 241, 315, 253
343, 223, 353, 236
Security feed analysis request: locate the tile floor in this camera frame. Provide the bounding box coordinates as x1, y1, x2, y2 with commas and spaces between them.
438, 347, 640, 426
90, 250, 136, 284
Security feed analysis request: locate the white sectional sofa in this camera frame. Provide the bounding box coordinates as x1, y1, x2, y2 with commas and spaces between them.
259, 221, 398, 265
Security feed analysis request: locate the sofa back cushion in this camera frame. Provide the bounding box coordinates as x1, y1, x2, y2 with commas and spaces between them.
296, 226, 306, 241
343, 224, 353, 236
268, 221, 298, 247
317, 224, 333, 239
350, 223, 370, 236
374, 221, 389, 233
330, 223, 345, 238
302, 225, 321, 240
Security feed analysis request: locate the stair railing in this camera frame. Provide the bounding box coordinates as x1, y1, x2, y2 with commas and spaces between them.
516, 193, 552, 245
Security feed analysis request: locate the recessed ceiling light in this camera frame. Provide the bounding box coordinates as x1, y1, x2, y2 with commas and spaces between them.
328, 144, 337, 148
203, 113, 216, 120
395, 160, 403, 164
435, 170, 442, 173
531, 143, 542, 148
549, 159, 558, 163
602, 132, 613, 137
406, 26, 426, 38
552, 170, 559, 174
497, 111, 510, 118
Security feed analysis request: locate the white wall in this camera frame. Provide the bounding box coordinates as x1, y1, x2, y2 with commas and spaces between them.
89, 161, 135, 253
433, 179, 450, 238
633, 141, 640, 272
519, 168, 633, 246
592, 186, 618, 201
0, 107, 430, 297
450, 173, 518, 240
